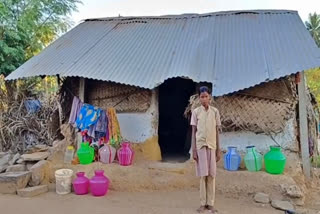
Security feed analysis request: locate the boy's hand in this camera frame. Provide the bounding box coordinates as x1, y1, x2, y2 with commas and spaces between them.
216, 150, 221, 162
193, 150, 198, 162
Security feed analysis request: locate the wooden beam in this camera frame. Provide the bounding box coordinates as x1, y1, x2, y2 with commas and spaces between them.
298, 72, 311, 178
76, 77, 86, 151
79, 77, 86, 102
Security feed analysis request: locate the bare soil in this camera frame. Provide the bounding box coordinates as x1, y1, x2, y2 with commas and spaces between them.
2, 154, 319, 214
0, 190, 284, 214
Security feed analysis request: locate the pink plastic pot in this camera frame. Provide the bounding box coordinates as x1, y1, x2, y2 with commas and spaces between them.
129, 144, 135, 165
72, 172, 89, 195
117, 142, 134, 166
89, 170, 110, 197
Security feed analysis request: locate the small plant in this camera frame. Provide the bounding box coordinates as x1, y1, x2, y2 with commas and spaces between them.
311, 155, 320, 168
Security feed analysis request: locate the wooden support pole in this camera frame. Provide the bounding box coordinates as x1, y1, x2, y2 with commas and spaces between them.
298, 72, 311, 178
76, 77, 86, 151
79, 77, 86, 102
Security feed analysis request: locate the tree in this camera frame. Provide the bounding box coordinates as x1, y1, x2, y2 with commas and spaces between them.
305, 13, 320, 109
305, 12, 320, 47
0, 0, 81, 76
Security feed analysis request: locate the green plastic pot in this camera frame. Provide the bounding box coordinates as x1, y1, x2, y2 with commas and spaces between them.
264, 146, 286, 174
244, 146, 262, 172
77, 142, 94, 165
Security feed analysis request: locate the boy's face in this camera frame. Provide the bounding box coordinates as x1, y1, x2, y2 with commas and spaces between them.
199, 91, 210, 107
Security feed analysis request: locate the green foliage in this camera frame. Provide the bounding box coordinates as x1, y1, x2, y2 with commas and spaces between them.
305, 12, 320, 47
311, 155, 320, 168
0, 28, 27, 75
306, 68, 320, 107
305, 13, 320, 109
0, 0, 81, 76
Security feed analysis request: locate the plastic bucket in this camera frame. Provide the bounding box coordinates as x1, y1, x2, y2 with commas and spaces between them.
55, 169, 73, 195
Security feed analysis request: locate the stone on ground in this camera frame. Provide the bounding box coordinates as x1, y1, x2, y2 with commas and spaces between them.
271, 200, 294, 211
26, 162, 37, 171
16, 159, 24, 164
291, 198, 305, 206
0, 154, 12, 173
0, 154, 12, 167
0, 164, 8, 173
17, 185, 48, 197
0, 152, 8, 159
9, 153, 21, 165
254, 192, 270, 204
26, 145, 49, 154
6, 164, 26, 172
29, 160, 50, 186
33, 145, 49, 152
280, 184, 304, 198
21, 152, 49, 161
0, 171, 31, 194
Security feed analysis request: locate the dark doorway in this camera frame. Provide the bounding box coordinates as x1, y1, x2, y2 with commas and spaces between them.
158, 78, 196, 162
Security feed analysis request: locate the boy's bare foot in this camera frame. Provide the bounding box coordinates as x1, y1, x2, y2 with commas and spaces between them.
207, 205, 218, 213
196, 206, 206, 213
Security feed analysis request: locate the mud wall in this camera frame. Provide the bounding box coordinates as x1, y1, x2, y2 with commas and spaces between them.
118, 90, 158, 143
220, 117, 298, 153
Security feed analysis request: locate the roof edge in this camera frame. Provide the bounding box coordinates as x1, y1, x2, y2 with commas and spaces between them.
84, 9, 298, 22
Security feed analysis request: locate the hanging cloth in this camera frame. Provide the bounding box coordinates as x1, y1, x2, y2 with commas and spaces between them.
107, 108, 121, 148
24, 99, 41, 113
95, 109, 108, 133
69, 96, 83, 125
75, 104, 101, 131
87, 109, 108, 141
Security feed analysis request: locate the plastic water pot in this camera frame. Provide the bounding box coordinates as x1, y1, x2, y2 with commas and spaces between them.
264, 146, 286, 174
117, 142, 134, 166
223, 147, 241, 171
244, 146, 262, 172
73, 172, 89, 195
99, 145, 116, 164
89, 170, 110, 197
77, 142, 94, 165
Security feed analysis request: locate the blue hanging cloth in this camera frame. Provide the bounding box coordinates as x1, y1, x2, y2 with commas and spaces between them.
75, 104, 101, 131
24, 100, 41, 113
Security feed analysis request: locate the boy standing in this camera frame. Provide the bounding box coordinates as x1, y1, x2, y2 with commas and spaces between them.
190, 86, 221, 213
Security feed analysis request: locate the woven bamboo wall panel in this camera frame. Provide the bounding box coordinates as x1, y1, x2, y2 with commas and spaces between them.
214, 95, 296, 133
185, 76, 298, 133
86, 80, 152, 112
239, 76, 296, 102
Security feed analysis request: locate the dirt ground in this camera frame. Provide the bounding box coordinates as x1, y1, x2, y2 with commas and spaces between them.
2, 152, 320, 214
0, 190, 285, 214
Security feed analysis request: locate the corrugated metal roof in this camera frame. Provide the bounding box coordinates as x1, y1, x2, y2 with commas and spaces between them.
6, 10, 320, 96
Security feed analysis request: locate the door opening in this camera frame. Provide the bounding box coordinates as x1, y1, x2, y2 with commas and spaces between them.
158, 78, 196, 162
